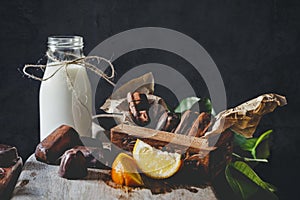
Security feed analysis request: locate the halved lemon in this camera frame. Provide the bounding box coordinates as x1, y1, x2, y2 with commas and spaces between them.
111, 153, 144, 187
133, 139, 182, 179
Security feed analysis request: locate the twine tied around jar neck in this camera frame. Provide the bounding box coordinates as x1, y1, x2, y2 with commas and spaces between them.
22, 50, 116, 87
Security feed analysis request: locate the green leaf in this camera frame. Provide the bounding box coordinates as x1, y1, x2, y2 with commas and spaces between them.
199, 97, 215, 115
225, 162, 278, 200
231, 161, 277, 193
256, 139, 270, 159
233, 130, 273, 159
174, 97, 201, 113
233, 133, 256, 151
242, 138, 257, 152
251, 130, 272, 159
225, 164, 259, 199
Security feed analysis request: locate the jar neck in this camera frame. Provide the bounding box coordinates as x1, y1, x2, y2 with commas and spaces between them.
47, 36, 84, 62
47, 47, 84, 62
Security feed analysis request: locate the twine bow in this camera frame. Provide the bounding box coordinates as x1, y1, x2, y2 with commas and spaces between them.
23, 51, 116, 86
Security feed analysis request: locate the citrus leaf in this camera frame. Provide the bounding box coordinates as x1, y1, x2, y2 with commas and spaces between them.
233, 132, 247, 145
242, 138, 257, 152
251, 130, 272, 159
174, 97, 201, 113
231, 161, 277, 193
199, 97, 215, 115
256, 139, 270, 159
225, 162, 278, 200
225, 164, 242, 197
233, 130, 273, 159
225, 164, 259, 199
233, 132, 256, 151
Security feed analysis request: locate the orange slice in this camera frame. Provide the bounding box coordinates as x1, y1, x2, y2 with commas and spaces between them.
111, 153, 143, 187
133, 139, 182, 179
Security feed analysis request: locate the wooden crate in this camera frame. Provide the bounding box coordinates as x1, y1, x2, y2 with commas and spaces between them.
110, 124, 233, 183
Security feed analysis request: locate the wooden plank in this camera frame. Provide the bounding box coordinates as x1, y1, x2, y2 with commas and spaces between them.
12, 155, 218, 200
111, 124, 216, 153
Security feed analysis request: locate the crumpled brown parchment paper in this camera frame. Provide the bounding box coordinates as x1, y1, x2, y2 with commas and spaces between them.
100, 72, 287, 138
204, 93, 287, 138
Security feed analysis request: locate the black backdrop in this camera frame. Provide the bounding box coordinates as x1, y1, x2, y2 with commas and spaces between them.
1, 0, 300, 199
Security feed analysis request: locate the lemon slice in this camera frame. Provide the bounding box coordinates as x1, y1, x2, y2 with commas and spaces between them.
133, 139, 182, 179
111, 153, 144, 187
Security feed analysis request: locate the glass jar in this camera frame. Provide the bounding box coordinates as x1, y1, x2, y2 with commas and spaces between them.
39, 36, 92, 140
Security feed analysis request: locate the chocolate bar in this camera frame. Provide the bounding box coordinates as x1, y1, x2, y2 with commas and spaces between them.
127, 92, 150, 126
155, 112, 180, 132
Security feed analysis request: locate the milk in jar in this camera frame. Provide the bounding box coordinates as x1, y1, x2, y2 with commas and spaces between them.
39, 36, 92, 140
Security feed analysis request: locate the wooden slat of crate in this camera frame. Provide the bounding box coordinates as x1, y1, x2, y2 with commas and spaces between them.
110, 124, 216, 153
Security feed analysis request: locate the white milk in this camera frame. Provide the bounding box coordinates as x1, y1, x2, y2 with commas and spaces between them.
39, 63, 92, 140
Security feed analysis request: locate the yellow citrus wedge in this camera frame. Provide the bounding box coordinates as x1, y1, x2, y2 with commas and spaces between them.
133, 139, 182, 179
111, 153, 144, 187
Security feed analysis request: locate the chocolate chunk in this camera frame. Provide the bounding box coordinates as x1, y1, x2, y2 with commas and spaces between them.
0, 145, 22, 200
0, 145, 18, 167
132, 92, 150, 111
58, 149, 87, 179
188, 112, 212, 137
35, 125, 83, 164
127, 92, 150, 126
174, 111, 212, 137
174, 110, 199, 135
156, 112, 180, 132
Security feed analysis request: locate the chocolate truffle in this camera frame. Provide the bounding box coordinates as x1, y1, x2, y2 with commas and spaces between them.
35, 125, 83, 164
58, 149, 87, 179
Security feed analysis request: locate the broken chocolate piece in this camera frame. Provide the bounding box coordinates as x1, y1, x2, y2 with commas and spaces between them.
174, 111, 212, 137
0, 145, 23, 200
155, 112, 180, 132
58, 149, 87, 179
174, 110, 199, 135
188, 112, 212, 137
127, 92, 150, 126
35, 125, 83, 164
0, 145, 18, 167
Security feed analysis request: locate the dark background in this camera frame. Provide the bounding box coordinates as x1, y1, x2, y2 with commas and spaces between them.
1, 0, 299, 199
